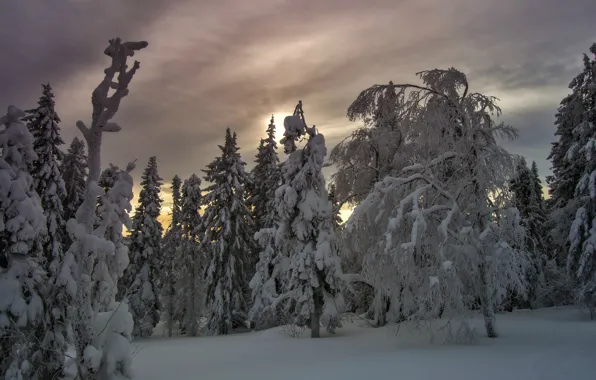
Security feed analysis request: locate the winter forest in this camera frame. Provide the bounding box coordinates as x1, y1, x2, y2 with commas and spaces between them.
1, 36, 596, 380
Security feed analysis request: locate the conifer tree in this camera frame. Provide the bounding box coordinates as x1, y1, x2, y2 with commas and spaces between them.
61, 137, 87, 225
249, 116, 281, 232
161, 175, 183, 337
203, 128, 255, 335
0, 106, 47, 379
23, 83, 70, 379
120, 156, 163, 338
509, 157, 547, 308
24, 84, 66, 265
179, 174, 203, 336
531, 161, 545, 212
548, 43, 596, 315
275, 102, 344, 338
328, 183, 343, 231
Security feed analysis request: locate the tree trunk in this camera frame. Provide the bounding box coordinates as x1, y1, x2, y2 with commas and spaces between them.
480, 263, 498, 338
186, 249, 198, 337
311, 288, 323, 338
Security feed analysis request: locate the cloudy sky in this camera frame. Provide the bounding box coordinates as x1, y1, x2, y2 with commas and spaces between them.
1, 0, 595, 219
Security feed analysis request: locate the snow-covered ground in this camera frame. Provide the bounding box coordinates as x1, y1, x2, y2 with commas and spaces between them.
132, 307, 595, 380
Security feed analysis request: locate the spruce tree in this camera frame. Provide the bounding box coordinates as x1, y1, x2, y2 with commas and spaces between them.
23, 83, 70, 379
0, 106, 47, 379
509, 157, 547, 308
328, 183, 343, 231
548, 43, 596, 314
248, 116, 281, 232
275, 102, 344, 338
161, 175, 183, 337
179, 174, 203, 336
202, 128, 255, 335
61, 137, 87, 224
24, 84, 66, 266
121, 156, 163, 338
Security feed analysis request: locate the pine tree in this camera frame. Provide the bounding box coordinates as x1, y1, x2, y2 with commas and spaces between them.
275, 102, 344, 338
249, 116, 281, 232
548, 43, 596, 315
179, 174, 203, 336
0, 106, 47, 379
23, 83, 70, 379
120, 157, 163, 338
202, 128, 255, 335
161, 175, 183, 337
61, 137, 87, 225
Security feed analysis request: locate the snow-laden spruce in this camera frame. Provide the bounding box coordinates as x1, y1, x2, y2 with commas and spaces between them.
548, 43, 596, 316
60, 37, 147, 380
247, 117, 285, 331
161, 175, 183, 337
344, 69, 529, 340
248, 115, 282, 233
272, 101, 344, 338
120, 156, 163, 338
509, 157, 548, 308
0, 106, 47, 379
23, 83, 71, 379
179, 174, 204, 336
202, 128, 255, 335
61, 137, 88, 226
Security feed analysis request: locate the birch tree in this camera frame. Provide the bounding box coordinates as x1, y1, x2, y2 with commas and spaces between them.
60, 37, 148, 380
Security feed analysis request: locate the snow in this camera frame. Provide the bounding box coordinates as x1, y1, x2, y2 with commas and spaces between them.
133, 307, 595, 380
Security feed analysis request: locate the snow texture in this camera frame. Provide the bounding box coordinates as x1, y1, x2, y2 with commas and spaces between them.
135, 307, 596, 380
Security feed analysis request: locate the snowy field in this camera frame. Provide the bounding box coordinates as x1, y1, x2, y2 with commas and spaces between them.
132, 307, 596, 380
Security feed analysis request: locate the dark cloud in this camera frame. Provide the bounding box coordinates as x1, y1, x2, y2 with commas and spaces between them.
1, 0, 595, 208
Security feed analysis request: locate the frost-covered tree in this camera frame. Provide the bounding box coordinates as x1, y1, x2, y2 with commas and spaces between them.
0, 106, 47, 379
203, 128, 255, 335
248, 116, 281, 232
23, 83, 71, 379
330, 81, 402, 208
161, 175, 182, 337
345, 69, 529, 339
60, 38, 148, 380
120, 156, 163, 338
179, 174, 203, 336
271, 101, 344, 338
61, 137, 87, 225
548, 43, 596, 315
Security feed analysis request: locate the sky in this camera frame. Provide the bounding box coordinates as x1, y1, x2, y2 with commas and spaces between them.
1, 0, 595, 223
